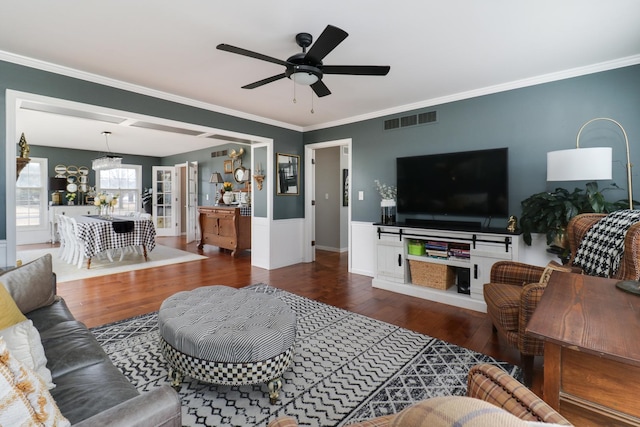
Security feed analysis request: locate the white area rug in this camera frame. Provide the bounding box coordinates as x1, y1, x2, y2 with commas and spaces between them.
17, 245, 207, 282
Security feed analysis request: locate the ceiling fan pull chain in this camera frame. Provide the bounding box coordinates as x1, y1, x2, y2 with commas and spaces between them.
292, 79, 297, 104
310, 89, 314, 114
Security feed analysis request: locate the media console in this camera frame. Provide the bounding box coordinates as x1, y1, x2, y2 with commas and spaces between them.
372, 223, 523, 312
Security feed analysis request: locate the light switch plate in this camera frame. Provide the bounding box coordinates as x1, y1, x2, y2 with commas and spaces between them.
358, 191, 364, 200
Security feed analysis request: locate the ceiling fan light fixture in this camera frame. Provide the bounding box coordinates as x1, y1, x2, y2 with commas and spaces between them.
290, 65, 321, 86
291, 71, 319, 86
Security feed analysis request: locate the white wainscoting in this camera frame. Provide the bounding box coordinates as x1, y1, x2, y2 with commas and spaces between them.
350, 221, 376, 277
251, 216, 270, 270
270, 218, 305, 270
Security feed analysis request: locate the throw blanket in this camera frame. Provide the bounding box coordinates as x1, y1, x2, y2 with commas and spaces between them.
572, 209, 640, 277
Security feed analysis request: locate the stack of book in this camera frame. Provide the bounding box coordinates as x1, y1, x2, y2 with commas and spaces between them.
448, 242, 471, 260
425, 241, 448, 259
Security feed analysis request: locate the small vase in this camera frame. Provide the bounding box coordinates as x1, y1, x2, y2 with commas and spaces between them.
222, 192, 234, 205
380, 199, 396, 224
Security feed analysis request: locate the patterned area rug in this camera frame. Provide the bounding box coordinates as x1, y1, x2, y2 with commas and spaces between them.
91, 284, 520, 426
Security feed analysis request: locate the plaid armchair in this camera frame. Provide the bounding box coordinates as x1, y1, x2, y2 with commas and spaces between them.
484, 213, 640, 384
267, 364, 571, 426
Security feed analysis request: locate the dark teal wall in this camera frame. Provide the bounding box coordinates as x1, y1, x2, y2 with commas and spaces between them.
304, 65, 640, 226
162, 143, 251, 207
30, 145, 159, 191
0, 60, 303, 239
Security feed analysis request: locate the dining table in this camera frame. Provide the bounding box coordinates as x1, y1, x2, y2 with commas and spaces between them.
75, 215, 156, 268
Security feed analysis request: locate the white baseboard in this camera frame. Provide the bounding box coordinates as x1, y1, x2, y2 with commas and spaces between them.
316, 245, 347, 253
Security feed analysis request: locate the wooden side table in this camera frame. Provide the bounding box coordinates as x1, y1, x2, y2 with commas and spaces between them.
527, 272, 640, 426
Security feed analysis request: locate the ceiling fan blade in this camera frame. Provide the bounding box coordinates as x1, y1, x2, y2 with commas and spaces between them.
305, 25, 348, 64
217, 44, 288, 67
322, 65, 390, 76
311, 80, 331, 97
242, 73, 287, 89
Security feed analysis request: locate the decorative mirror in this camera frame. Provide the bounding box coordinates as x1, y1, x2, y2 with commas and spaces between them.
78, 166, 89, 176
276, 153, 300, 195
54, 165, 67, 177
66, 175, 78, 184
66, 165, 79, 175
234, 167, 250, 183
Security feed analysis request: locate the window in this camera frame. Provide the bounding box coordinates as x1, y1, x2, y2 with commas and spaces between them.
96, 165, 142, 214
16, 158, 48, 228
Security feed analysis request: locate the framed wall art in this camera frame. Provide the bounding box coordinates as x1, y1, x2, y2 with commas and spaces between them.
223, 159, 234, 174
342, 168, 349, 206
276, 153, 300, 195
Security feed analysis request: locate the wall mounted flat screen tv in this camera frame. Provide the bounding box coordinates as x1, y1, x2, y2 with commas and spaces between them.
397, 148, 508, 217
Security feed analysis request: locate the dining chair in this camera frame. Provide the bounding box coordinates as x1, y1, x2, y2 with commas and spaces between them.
56, 214, 68, 261
58, 215, 77, 265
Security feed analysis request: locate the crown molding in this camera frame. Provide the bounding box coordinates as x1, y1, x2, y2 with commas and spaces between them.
2, 49, 638, 135
0, 50, 303, 132
303, 55, 640, 132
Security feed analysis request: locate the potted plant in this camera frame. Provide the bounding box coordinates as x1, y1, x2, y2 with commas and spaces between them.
65, 192, 76, 205
520, 181, 628, 251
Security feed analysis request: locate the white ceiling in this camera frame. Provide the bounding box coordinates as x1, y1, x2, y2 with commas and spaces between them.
2, 0, 640, 157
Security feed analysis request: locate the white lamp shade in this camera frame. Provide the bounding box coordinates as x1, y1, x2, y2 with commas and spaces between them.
547, 147, 612, 181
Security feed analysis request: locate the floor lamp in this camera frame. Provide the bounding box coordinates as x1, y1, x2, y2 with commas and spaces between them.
547, 117, 633, 209
209, 172, 223, 205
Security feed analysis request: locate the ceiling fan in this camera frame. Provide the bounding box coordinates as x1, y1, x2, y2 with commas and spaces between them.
217, 25, 390, 98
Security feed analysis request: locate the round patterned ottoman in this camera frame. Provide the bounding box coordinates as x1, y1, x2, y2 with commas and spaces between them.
158, 285, 296, 403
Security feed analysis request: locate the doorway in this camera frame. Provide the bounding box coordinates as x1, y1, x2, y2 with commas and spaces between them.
304, 138, 352, 269
5, 90, 275, 268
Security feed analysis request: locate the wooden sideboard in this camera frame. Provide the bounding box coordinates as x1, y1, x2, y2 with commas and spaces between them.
527, 272, 640, 426
197, 206, 250, 257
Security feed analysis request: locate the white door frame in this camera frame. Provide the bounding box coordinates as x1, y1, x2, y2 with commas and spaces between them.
304, 138, 352, 269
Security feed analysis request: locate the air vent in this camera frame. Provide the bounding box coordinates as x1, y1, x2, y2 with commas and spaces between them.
211, 150, 228, 158
384, 110, 437, 131
400, 115, 417, 127
418, 111, 437, 124
384, 118, 400, 130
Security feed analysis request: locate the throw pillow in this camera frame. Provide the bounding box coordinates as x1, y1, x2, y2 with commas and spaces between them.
390, 396, 530, 426
0, 319, 55, 389
539, 261, 573, 284
0, 254, 55, 314
0, 283, 27, 329
0, 337, 70, 427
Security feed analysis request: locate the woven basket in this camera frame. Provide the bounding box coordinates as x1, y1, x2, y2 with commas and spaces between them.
409, 260, 455, 290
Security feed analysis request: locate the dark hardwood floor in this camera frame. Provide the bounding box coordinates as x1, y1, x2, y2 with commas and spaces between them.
19, 236, 543, 395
